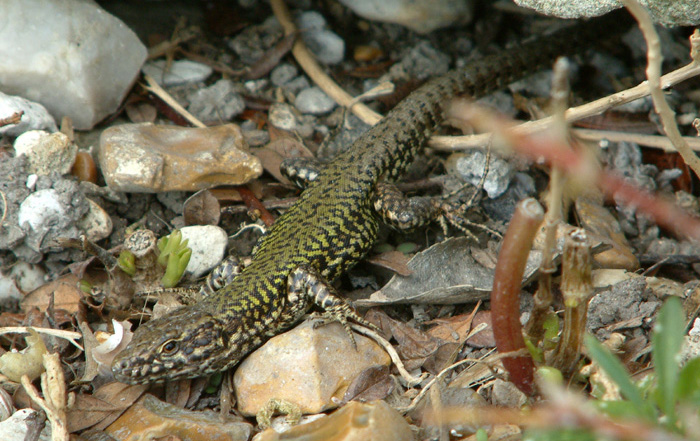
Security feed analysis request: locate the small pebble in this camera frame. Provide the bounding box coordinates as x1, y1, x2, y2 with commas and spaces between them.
142, 60, 213, 86
302, 29, 345, 65
179, 225, 228, 279
187, 79, 245, 122
294, 86, 336, 115
270, 63, 298, 86
268, 103, 298, 131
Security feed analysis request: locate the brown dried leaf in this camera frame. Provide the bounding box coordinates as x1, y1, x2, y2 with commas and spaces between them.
125, 102, 157, 123
21, 274, 83, 314
464, 311, 495, 348
183, 190, 221, 226
343, 365, 393, 403
367, 250, 412, 276
254, 135, 314, 184
67, 382, 147, 432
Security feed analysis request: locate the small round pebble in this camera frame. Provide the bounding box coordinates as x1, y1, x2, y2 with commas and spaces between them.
270, 63, 298, 86
302, 29, 345, 65
294, 86, 336, 115
268, 103, 298, 130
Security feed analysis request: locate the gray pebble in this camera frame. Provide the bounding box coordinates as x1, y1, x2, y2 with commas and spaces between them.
294, 86, 336, 115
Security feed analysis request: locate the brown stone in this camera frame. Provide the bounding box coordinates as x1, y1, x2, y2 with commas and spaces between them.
99, 123, 262, 192
234, 321, 391, 416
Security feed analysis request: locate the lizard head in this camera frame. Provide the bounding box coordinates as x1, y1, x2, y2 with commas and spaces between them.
111, 307, 232, 384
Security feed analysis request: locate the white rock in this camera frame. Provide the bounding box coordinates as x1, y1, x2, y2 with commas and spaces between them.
268, 103, 298, 130
294, 86, 336, 115
302, 29, 345, 65
0, 92, 57, 136
142, 60, 213, 86
179, 225, 228, 278
0, 409, 51, 441
513, 0, 700, 26
6, 262, 46, 293
17, 189, 66, 232
13, 130, 77, 176
0, 0, 147, 130
338, 0, 474, 34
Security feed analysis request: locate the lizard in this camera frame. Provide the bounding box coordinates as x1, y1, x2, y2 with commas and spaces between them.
112, 11, 628, 384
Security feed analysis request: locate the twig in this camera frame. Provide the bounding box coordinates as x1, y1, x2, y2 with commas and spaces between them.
269, 0, 383, 126
142, 74, 205, 128
0, 327, 83, 351
430, 61, 700, 151
447, 100, 700, 240
350, 323, 426, 386
621, 0, 700, 179
0, 111, 23, 127
572, 128, 700, 152
0, 190, 7, 225
21, 353, 69, 441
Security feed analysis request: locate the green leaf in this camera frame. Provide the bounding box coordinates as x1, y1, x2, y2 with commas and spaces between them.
651, 297, 684, 427
584, 334, 655, 421
676, 357, 700, 405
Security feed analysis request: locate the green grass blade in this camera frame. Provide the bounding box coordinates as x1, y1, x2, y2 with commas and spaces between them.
651, 297, 684, 428
584, 334, 655, 421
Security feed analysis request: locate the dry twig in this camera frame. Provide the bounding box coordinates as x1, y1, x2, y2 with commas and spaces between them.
21, 353, 70, 441
621, 0, 700, 178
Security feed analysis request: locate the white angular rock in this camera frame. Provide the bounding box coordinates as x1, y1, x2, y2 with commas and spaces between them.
0, 0, 147, 130
0, 92, 57, 136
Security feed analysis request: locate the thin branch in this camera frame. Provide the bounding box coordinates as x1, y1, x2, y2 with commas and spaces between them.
0, 327, 84, 351
621, 0, 700, 179
430, 61, 700, 151
141, 74, 205, 128
350, 323, 426, 386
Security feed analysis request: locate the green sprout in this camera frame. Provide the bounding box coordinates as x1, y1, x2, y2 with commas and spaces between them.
157, 230, 192, 288
117, 250, 136, 276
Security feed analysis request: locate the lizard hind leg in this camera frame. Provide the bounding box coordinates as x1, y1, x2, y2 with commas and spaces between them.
287, 265, 378, 348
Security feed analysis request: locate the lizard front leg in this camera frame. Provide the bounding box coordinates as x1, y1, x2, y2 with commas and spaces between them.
287, 265, 377, 347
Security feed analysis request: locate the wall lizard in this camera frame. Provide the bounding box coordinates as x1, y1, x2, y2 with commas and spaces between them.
112, 12, 627, 383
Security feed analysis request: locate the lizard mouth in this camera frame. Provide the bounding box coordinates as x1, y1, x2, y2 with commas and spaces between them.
112, 358, 168, 384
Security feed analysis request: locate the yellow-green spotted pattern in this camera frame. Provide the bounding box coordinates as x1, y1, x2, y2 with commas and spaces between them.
112, 13, 627, 383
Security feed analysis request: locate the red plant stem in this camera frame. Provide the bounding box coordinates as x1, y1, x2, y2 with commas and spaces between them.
236, 185, 276, 227
491, 198, 544, 396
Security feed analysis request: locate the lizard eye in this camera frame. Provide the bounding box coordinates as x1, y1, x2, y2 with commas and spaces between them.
160, 340, 179, 355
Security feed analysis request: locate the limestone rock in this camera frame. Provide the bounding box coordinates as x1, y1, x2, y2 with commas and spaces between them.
0, 0, 147, 129
338, 0, 473, 34
513, 0, 700, 26
99, 123, 263, 192
106, 394, 252, 441
234, 321, 391, 416
13, 131, 77, 176
257, 401, 414, 441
